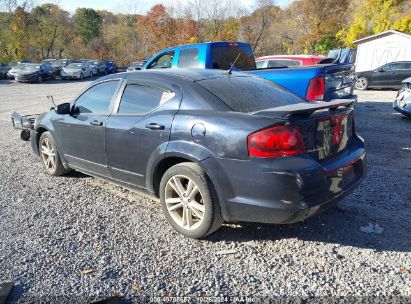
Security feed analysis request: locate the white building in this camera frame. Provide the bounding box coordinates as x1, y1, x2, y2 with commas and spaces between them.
353, 30, 411, 72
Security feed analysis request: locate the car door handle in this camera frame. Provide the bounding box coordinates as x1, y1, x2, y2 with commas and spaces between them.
145, 123, 165, 130
90, 120, 103, 126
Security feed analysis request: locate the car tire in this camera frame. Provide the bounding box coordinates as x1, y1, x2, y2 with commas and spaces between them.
20, 130, 30, 141
159, 162, 223, 239
355, 77, 368, 90
80, 73, 84, 80
39, 131, 68, 176
38, 75, 43, 83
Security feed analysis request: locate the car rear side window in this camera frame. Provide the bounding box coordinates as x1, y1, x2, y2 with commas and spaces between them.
118, 84, 175, 114
256, 61, 265, 69
196, 76, 304, 113
74, 80, 119, 114
178, 48, 199, 68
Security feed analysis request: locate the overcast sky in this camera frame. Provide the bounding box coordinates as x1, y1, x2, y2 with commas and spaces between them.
48, 0, 294, 14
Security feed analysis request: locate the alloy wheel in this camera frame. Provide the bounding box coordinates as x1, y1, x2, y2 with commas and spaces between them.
165, 175, 205, 230
40, 137, 56, 173
355, 78, 367, 90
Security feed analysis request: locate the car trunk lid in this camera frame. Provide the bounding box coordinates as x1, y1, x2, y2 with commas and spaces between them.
252, 99, 355, 160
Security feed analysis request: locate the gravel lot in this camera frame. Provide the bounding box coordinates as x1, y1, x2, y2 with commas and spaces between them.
0, 79, 410, 303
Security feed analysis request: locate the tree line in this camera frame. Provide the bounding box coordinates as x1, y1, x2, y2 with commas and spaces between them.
0, 0, 410, 66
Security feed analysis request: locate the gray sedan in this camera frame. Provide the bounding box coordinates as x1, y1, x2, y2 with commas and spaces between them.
61, 63, 92, 80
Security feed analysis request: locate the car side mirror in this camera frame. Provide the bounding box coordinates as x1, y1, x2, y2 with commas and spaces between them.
377, 68, 384, 72
55, 102, 71, 115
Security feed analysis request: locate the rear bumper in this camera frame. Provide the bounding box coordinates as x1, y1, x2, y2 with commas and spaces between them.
202, 136, 366, 224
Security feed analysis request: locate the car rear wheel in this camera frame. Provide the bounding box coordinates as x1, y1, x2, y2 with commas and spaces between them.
355, 77, 368, 90
160, 162, 223, 239
39, 132, 68, 176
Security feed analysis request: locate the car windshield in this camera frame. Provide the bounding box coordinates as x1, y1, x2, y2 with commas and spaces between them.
66, 63, 82, 69
196, 75, 304, 113
87, 61, 99, 65
52, 60, 67, 66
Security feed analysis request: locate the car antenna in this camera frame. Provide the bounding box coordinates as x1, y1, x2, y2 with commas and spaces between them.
227, 53, 241, 75
47, 95, 57, 108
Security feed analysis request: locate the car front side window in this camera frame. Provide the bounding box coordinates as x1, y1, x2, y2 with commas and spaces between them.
147, 52, 174, 69
74, 80, 120, 114
382, 64, 394, 71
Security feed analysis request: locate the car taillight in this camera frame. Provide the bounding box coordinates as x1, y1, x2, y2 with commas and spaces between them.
248, 125, 306, 158
306, 77, 325, 101
331, 114, 346, 145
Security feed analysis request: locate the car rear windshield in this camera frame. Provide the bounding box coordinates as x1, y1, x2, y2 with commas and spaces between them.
196, 76, 304, 113
211, 45, 256, 70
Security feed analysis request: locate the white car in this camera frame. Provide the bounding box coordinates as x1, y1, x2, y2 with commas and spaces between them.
61, 63, 92, 80
7, 66, 21, 79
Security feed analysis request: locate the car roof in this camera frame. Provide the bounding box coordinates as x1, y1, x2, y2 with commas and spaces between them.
384, 61, 411, 64
126, 69, 253, 82
157, 41, 251, 53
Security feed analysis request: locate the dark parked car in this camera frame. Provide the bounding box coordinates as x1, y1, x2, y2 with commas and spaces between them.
355, 61, 411, 90
0, 64, 11, 79
51, 59, 74, 75
87, 60, 107, 76
29, 69, 366, 238
104, 60, 118, 74
127, 61, 147, 71
393, 77, 411, 118
14, 63, 55, 83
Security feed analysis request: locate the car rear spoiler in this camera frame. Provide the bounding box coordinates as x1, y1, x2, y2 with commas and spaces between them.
253, 99, 356, 118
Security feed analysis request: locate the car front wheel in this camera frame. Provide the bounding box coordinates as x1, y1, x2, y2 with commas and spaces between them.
355, 77, 368, 90
39, 131, 68, 176
160, 162, 223, 239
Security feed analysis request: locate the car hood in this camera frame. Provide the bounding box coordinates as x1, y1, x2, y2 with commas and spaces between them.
16, 70, 38, 76
63, 68, 81, 72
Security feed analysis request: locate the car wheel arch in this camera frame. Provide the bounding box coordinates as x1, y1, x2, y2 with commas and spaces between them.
34, 127, 49, 150
151, 156, 196, 197
147, 141, 215, 195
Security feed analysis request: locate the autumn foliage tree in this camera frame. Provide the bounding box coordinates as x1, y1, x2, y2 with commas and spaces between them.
1, 0, 411, 65
337, 0, 405, 47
